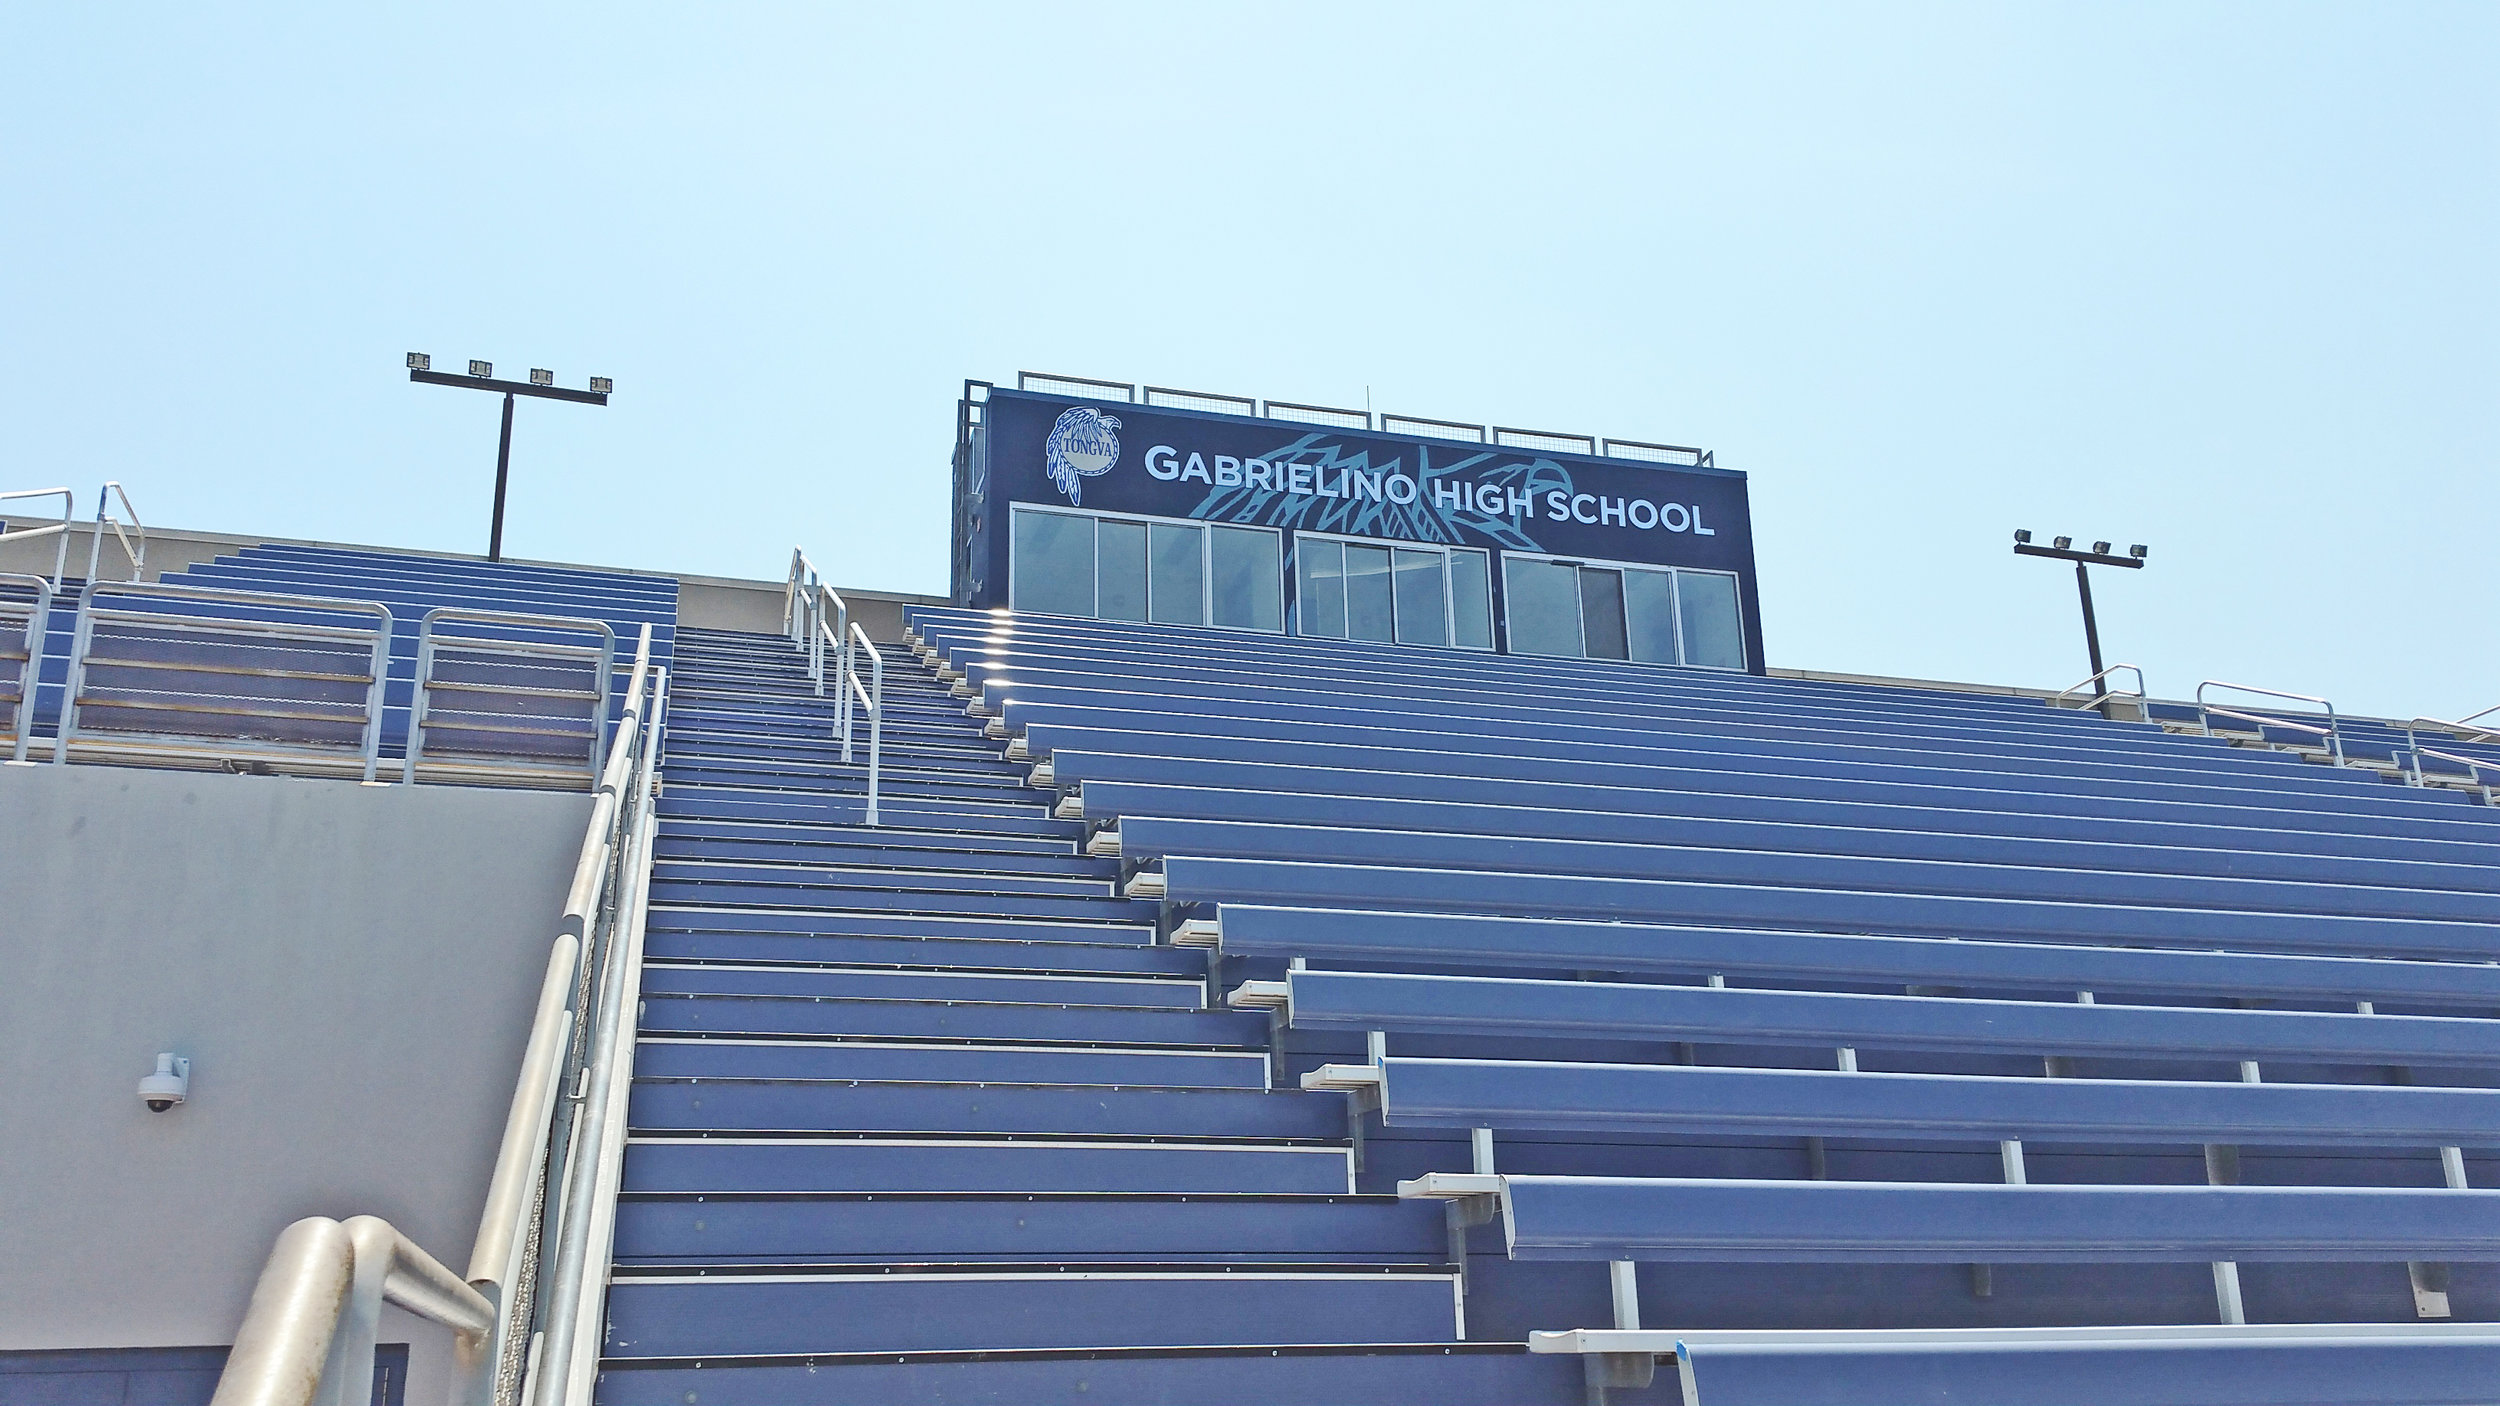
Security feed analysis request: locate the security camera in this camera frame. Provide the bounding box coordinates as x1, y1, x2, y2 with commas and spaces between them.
139, 1053, 190, 1112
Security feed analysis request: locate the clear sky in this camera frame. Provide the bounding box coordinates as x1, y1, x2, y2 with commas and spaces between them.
4, 5, 2491, 717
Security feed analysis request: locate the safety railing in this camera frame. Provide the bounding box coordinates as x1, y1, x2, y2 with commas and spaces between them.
2197, 680, 2344, 767
0, 486, 76, 586
58, 581, 395, 779
207, 624, 664, 1406
0, 573, 53, 763
2403, 714, 2500, 800
842, 619, 883, 824
210, 1216, 493, 1406
84, 480, 146, 584
406, 607, 616, 789
2050, 663, 2147, 715
785, 548, 853, 700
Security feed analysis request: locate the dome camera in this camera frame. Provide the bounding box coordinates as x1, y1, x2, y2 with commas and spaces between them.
139, 1053, 190, 1112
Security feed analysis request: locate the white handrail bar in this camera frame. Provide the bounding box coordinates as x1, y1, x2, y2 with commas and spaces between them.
0, 486, 75, 585
405, 607, 617, 786
821, 583, 852, 731
211, 1216, 492, 1406
1, 573, 55, 763
2196, 679, 2344, 767
84, 480, 146, 584
846, 621, 883, 825
2049, 663, 2147, 711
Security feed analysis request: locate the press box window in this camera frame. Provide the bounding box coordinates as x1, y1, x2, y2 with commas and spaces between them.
1294, 535, 1492, 649
1502, 554, 1746, 669
1010, 505, 1283, 631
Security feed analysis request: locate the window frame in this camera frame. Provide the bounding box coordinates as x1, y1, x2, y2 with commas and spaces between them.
1291, 529, 1495, 652
1007, 502, 1285, 634
1498, 549, 1747, 671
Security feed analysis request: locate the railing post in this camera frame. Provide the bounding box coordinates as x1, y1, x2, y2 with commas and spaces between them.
866, 637, 883, 827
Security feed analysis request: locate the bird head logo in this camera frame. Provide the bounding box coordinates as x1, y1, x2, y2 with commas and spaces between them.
1044, 406, 1122, 505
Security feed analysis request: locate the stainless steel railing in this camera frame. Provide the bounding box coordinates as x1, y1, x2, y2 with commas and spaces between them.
0, 486, 76, 586
406, 607, 617, 789
84, 480, 146, 584
2050, 663, 2147, 718
843, 620, 884, 825
209, 623, 665, 1406
2403, 713, 2500, 799
0, 573, 54, 762
2197, 679, 2344, 768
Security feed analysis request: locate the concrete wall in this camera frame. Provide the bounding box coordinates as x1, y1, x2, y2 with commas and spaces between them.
0, 762, 592, 1403
0, 521, 944, 641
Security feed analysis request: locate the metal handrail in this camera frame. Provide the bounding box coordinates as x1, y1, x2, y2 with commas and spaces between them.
59, 580, 396, 780
0, 486, 75, 585
2050, 663, 2147, 711
2196, 679, 2343, 767
464, 624, 655, 1406
844, 620, 883, 825
84, 480, 146, 584
210, 1216, 492, 1406
405, 607, 617, 786
0, 573, 55, 763
2407, 743, 2497, 802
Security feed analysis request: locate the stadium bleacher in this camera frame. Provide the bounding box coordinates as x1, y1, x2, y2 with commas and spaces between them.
18, 531, 2500, 1405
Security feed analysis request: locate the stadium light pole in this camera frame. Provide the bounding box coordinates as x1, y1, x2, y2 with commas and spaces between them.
405, 353, 612, 562
2013, 531, 2148, 715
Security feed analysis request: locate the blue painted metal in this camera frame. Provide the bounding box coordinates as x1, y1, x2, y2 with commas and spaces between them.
1166, 857, 2500, 960
1489, 1176, 2500, 1261
1286, 970, 2500, 1070
633, 1038, 1268, 1087
1128, 817, 2500, 921
1678, 1332, 2500, 1406
602, 1270, 1460, 1355
595, 1344, 1591, 1406
634, 993, 1262, 1047
1214, 905, 2500, 1007
626, 1079, 1345, 1139
1367, 1057, 2500, 1145
623, 1138, 1354, 1195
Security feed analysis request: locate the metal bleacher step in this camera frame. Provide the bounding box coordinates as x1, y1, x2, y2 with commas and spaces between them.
635, 1030, 1280, 1085
644, 907, 1154, 945
643, 884, 1145, 925
655, 833, 1101, 877
594, 1344, 1587, 1406
623, 1136, 1356, 1195
638, 960, 1203, 1009
609, 1191, 1447, 1265
627, 1078, 1347, 1139
651, 857, 1115, 901
656, 791, 1072, 834
599, 1266, 1463, 1356
634, 994, 1266, 1048
636, 928, 1202, 976
656, 813, 1080, 854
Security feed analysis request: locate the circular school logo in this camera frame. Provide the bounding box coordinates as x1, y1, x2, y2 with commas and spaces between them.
1045, 405, 1122, 505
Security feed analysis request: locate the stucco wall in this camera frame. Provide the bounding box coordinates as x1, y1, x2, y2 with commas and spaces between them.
0, 762, 592, 1403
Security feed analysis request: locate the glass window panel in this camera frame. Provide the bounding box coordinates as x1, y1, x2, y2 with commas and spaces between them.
1622, 567, 1680, 665
1209, 525, 1282, 632
1295, 539, 1345, 638
1448, 549, 1493, 649
1148, 522, 1205, 626
1578, 567, 1629, 660
1343, 544, 1395, 642
1010, 508, 1095, 617
1096, 520, 1148, 622
1391, 548, 1447, 647
1677, 570, 1746, 669
1502, 557, 1583, 657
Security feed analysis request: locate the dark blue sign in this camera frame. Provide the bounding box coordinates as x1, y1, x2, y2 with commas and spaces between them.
956, 387, 1766, 668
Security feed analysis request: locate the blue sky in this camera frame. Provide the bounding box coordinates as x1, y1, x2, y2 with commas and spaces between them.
3, 5, 2491, 716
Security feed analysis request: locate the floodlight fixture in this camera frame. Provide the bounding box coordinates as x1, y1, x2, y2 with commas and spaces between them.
406, 352, 613, 561
2012, 528, 2154, 715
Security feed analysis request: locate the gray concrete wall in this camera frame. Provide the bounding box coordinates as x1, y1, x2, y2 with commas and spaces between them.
0, 521, 944, 641
0, 762, 592, 1403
